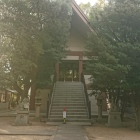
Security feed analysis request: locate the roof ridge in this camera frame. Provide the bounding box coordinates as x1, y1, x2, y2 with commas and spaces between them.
71, 0, 95, 33
71, 0, 90, 23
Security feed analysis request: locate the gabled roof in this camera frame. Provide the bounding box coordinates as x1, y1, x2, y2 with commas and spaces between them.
71, 0, 94, 34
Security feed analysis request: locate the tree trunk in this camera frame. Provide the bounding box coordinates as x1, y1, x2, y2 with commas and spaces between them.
13, 82, 23, 101
120, 102, 126, 122
23, 83, 31, 99
135, 105, 140, 130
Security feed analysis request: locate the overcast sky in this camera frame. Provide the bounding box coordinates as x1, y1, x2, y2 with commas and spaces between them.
75, 0, 98, 5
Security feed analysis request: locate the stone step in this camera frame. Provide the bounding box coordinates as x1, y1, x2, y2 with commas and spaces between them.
55, 93, 84, 97
48, 118, 90, 122
54, 89, 83, 94
56, 82, 82, 84
48, 82, 89, 122
53, 96, 84, 99
52, 102, 85, 107
54, 90, 83, 93
55, 85, 82, 87
54, 94, 83, 97
49, 115, 88, 119
55, 88, 82, 90
55, 83, 82, 87
54, 92, 83, 94
54, 95, 84, 97
51, 106, 86, 110
52, 100, 85, 103
53, 99, 85, 102
52, 103, 85, 106
55, 86, 82, 88
55, 87, 82, 88
50, 109, 87, 112
55, 84, 82, 86
50, 112, 87, 115
55, 87, 83, 89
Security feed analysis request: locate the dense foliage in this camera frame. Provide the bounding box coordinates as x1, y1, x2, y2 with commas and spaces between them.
0, 0, 71, 98
85, 0, 140, 129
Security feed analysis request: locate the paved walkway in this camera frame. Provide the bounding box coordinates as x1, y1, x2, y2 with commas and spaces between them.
51, 124, 89, 140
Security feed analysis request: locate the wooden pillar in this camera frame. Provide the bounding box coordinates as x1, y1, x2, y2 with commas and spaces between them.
55, 63, 59, 81
29, 84, 36, 110
79, 55, 83, 81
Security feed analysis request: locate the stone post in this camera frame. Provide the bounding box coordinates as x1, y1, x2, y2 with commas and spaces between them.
97, 98, 103, 119
107, 98, 121, 127
14, 97, 30, 126
35, 96, 42, 119
0, 93, 2, 103
96, 94, 103, 121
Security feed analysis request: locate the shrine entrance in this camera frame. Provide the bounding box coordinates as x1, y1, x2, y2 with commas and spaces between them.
59, 61, 79, 82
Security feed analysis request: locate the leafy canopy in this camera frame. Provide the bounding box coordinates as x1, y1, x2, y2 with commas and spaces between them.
0, 0, 71, 96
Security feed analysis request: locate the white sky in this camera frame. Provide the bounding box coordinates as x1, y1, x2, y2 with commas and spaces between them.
75, 0, 98, 5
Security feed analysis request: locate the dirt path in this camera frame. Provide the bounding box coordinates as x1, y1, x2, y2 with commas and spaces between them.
1, 117, 140, 140
85, 124, 140, 140
0, 117, 57, 140
0, 136, 50, 140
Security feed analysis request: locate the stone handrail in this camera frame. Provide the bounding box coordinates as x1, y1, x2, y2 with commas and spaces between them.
46, 73, 56, 118
81, 73, 91, 119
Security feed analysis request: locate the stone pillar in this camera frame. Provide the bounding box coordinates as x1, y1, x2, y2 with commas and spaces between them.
107, 99, 121, 127
35, 96, 42, 119
95, 93, 104, 122
97, 96, 103, 120
108, 111, 121, 127
14, 98, 30, 126
97, 99, 103, 119
0, 93, 2, 103
15, 110, 29, 126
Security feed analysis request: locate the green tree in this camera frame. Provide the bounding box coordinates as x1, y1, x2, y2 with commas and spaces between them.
86, 0, 140, 129
0, 0, 71, 100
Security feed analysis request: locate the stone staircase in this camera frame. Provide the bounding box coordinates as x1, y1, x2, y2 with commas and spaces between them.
48, 82, 89, 122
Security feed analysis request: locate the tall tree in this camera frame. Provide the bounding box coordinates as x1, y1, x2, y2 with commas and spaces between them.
0, 0, 71, 99
86, 0, 140, 129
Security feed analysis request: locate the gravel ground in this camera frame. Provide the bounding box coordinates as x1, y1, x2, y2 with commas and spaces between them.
1, 117, 140, 140
0, 117, 57, 131
85, 123, 140, 140
0, 136, 50, 140
0, 117, 57, 140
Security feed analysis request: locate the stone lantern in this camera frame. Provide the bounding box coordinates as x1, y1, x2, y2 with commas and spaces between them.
35, 95, 42, 119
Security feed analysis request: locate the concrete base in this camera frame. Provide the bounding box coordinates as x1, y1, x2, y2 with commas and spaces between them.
14, 110, 30, 126
0, 102, 9, 110
33, 117, 41, 122
107, 111, 121, 127
96, 118, 107, 123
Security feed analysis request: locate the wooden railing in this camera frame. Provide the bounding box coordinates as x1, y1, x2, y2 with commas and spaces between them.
46, 73, 56, 118
81, 73, 91, 119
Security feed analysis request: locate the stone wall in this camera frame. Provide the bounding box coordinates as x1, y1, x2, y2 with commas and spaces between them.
0, 102, 9, 111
